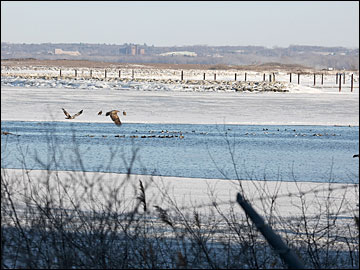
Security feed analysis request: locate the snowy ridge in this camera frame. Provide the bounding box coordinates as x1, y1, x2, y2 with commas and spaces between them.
3, 65, 351, 93
1, 74, 324, 93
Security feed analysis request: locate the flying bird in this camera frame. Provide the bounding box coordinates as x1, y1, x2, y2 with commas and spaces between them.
62, 108, 83, 119
353, 154, 359, 158
106, 110, 122, 126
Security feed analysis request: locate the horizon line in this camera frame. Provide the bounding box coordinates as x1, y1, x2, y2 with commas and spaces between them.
1, 41, 359, 50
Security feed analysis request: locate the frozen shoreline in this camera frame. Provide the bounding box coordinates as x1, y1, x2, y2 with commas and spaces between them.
2, 66, 359, 125
2, 66, 358, 126
1, 86, 359, 126
2, 168, 358, 218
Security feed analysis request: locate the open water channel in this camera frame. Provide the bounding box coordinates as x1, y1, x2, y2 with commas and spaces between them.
1, 121, 358, 183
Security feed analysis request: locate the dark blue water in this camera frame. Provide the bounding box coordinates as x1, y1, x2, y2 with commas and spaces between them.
1, 121, 359, 183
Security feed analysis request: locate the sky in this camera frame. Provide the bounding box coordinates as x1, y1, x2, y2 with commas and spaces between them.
1, 1, 359, 48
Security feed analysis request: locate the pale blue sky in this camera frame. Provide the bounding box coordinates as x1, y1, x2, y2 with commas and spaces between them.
1, 1, 359, 48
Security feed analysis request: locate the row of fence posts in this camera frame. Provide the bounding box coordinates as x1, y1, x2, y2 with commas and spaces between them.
59, 69, 355, 92
335, 73, 354, 92
61, 69, 267, 83
64, 69, 135, 79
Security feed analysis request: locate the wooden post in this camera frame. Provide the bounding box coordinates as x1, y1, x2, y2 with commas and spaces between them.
269, 74, 272, 82
321, 74, 323, 85
313, 74, 316, 86
105, 70, 107, 79
132, 69, 134, 79
214, 73, 216, 81
75, 69, 77, 77
235, 73, 237, 81
181, 70, 183, 80
289, 73, 292, 83
60, 69, 62, 77
263, 73, 266, 81
203, 73, 206, 80
339, 73, 342, 92
90, 70, 92, 78
336, 73, 338, 84
119, 70, 121, 78
273, 73, 276, 82
245, 72, 247, 82
298, 73, 300, 84
343, 72, 345, 84
351, 74, 354, 92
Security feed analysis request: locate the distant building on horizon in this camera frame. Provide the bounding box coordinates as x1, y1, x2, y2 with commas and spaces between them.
119, 44, 145, 56
159, 51, 197, 57
54, 48, 81, 56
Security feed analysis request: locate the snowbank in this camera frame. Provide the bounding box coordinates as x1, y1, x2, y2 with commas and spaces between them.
3, 168, 358, 219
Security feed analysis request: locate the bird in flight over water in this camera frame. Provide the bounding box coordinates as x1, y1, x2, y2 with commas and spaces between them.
62, 108, 83, 119
353, 154, 359, 158
106, 110, 126, 126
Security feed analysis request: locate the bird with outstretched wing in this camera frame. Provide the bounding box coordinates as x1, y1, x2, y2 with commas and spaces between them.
62, 108, 83, 119
106, 110, 122, 126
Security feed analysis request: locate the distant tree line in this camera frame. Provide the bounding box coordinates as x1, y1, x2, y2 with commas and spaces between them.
1, 42, 358, 70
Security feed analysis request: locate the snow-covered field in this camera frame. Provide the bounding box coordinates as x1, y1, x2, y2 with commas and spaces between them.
1, 64, 359, 86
